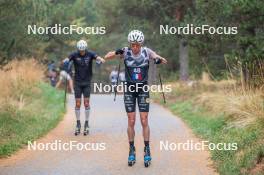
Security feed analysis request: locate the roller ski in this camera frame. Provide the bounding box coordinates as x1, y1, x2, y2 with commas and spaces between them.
83, 121, 89, 136
128, 146, 136, 166
144, 146, 151, 167
74, 120, 81, 136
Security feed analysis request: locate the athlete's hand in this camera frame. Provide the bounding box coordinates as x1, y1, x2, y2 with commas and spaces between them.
100, 58, 106, 64
63, 58, 69, 63
97, 57, 106, 64
104, 51, 117, 60
160, 57, 168, 64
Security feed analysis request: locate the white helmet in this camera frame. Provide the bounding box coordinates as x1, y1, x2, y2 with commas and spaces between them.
128, 30, 144, 44
76, 40, 87, 51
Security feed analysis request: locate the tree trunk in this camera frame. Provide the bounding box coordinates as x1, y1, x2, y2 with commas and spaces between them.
241, 62, 250, 91
148, 60, 157, 85
179, 37, 189, 81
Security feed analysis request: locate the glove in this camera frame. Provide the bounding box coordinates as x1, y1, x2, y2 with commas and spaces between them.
63, 58, 69, 63
96, 59, 102, 65
115, 49, 124, 55
154, 58, 162, 64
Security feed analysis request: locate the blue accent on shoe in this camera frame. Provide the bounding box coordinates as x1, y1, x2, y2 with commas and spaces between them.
144, 155, 151, 162
128, 155, 135, 161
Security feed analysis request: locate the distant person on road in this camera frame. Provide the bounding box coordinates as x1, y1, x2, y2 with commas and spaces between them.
109, 66, 119, 86
119, 70, 126, 83
47, 60, 57, 87
56, 58, 74, 94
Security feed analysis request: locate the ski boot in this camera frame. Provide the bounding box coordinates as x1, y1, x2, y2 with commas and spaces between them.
83, 121, 89, 136
128, 146, 136, 166
74, 120, 81, 136
144, 146, 151, 167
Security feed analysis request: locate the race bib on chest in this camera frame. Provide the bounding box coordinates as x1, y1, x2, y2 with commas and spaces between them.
132, 67, 143, 80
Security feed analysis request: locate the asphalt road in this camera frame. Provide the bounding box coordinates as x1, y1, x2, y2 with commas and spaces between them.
0, 94, 217, 175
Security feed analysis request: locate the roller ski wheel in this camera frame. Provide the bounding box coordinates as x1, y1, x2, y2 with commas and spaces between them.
74, 120, 81, 136
128, 146, 136, 167
83, 121, 89, 136
144, 161, 151, 167
74, 127, 80, 136
144, 146, 151, 167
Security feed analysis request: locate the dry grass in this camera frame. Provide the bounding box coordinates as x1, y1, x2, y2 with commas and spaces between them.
167, 76, 264, 127
159, 72, 264, 174
198, 75, 264, 126
196, 89, 264, 126
0, 59, 44, 109
167, 78, 236, 100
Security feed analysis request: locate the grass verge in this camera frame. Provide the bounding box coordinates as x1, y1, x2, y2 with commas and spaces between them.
152, 82, 264, 175
0, 83, 65, 158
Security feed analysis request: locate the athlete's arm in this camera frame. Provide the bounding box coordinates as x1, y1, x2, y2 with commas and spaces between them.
90, 51, 105, 64
154, 55, 167, 64
104, 51, 116, 60
67, 53, 76, 72
67, 60, 73, 73
68, 52, 75, 62
148, 48, 167, 64
104, 49, 124, 60
95, 56, 105, 63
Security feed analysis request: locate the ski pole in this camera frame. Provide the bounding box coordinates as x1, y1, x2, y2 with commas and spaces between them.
64, 77, 68, 108
158, 73, 166, 104
114, 59, 121, 101
64, 60, 73, 108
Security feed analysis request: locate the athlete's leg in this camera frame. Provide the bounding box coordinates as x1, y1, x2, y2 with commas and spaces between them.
138, 90, 151, 166
83, 83, 91, 135
68, 78, 74, 94
83, 98, 90, 123
124, 85, 137, 165
74, 98, 81, 135
124, 90, 136, 143
75, 98, 81, 121
56, 71, 65, 89
139, 112, 150, 143
127, 112, 136, 166
55, 79, 62, 89
83, 84, 91, 122
138, 91, 150, 143
74, 83, 82, 135
55, 73, 63, 88
127, 112, 136, 142
74, 83, 82, 120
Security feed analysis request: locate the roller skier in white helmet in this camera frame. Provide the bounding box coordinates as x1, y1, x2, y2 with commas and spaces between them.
104, 30, 167, 167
